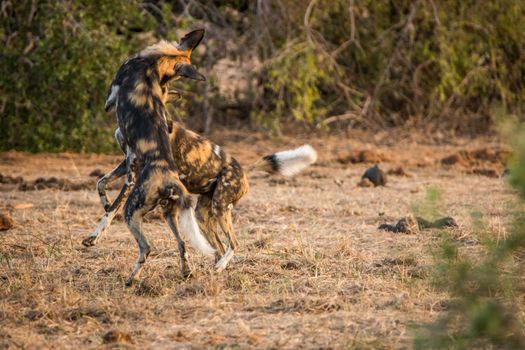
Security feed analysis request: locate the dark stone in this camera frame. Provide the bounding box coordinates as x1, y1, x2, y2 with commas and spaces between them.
362, 165, 387, 186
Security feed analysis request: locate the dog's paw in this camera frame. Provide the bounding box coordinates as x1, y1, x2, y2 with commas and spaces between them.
214, 258, 229, 273
124, 277, 135, 287
181, 266, 193, 279
81, 236, 96, 247
214, 247, 234, 273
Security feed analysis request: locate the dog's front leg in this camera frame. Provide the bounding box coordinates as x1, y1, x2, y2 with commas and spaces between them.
97, 128, 129, 211
82, 152, 137, 247
97, 160, 127, 211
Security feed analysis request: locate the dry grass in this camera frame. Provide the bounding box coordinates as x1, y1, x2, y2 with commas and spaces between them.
0, 131, 515, 349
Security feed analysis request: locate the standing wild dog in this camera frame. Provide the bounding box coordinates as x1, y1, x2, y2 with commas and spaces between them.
103, 29, 212, 285
83, 115, 317, 271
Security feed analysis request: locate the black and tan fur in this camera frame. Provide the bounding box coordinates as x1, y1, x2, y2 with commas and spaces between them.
84, 111, 317, 271
83, 31, 317, 275
83, 107, 315, 270
94, 29, 210, 285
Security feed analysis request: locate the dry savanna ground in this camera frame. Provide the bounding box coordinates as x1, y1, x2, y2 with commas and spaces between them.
0, 129, 515, 349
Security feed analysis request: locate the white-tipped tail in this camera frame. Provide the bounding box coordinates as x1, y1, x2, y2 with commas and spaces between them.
179, 208, 215, 256
273, 144, 318, 177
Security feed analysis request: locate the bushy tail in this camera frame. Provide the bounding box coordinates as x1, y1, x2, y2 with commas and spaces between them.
179, 207, 215, 256
247, 144, 317, 177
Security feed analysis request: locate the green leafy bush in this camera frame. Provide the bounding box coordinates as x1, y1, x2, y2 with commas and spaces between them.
3, 1, 525, 151
0, 0, 157, 152
252, 0, 525, 132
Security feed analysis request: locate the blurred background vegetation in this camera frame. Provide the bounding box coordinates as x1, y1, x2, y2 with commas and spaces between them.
1, 0, 525, 152
413, 121, 525, 348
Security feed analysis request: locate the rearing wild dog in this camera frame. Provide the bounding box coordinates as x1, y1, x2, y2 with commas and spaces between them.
106, 29, 212, 285
83, 115, 317, 271
83, 31, 317, 273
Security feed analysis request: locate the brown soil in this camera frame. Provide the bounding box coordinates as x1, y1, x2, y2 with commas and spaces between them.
441, 146, 510, 178
0, 131, 516, 349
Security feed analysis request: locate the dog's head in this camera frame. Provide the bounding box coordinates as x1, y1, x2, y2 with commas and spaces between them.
104, 30, 205, 112
140, 29, 206, 84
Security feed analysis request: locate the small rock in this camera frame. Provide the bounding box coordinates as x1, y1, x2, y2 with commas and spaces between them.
417, 216, 458, 229
441, 153, 466, 166
395, 215, 419, 234
281, 260, 301, 270
361, 165, 387, 186
337, 149, 387, 164
89, 169, 105, 178
470, 168, 499, 178
379, 215, 419, 234
0, 212, 14, 231
380, 215, 458, 233
102, 330, 133, 344
0, 173, 24, 184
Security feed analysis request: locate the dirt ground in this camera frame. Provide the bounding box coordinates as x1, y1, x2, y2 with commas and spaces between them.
0, 129, 515, 349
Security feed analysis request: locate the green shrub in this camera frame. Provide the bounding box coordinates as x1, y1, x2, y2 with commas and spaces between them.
414, 123, 525, 348
253, 0, 525, 132
0, 0, 157, 152
3, 1, 525, 150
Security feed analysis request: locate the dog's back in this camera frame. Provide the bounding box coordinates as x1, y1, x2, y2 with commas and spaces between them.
167, 122, 240, 193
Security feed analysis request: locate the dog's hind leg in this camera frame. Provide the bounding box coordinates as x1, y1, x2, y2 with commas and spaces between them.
212, 163, 247, 272
196, 194, 225, 263
214, 209, 238, 272
123, 183, 152, 286
162, 203, 191, 278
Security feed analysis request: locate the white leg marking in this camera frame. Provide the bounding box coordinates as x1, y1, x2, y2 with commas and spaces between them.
214, 247, 234, 272
105, 85, 120, 110
213, 144, 221, 158
87, 209, 118, 243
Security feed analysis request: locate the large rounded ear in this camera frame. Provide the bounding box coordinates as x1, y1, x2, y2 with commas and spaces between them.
177, 29, 205, 52
177, 64, 206, 81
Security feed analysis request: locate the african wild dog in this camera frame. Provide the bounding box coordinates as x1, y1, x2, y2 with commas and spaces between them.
83, 30, 317, 275
83, 115, 317, 271
96, 29, 212, 285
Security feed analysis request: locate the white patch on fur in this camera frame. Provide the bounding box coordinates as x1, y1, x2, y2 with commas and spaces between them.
213, 145, 221, 158
179, 208, 215, 256
114, 128, 121, 142
273, 144, 318, 177
88, 209, 118, 243
215, 247, 234, 272
105, 85, 119, 110
139, 40, 182, 57
124, 147, 136, 185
